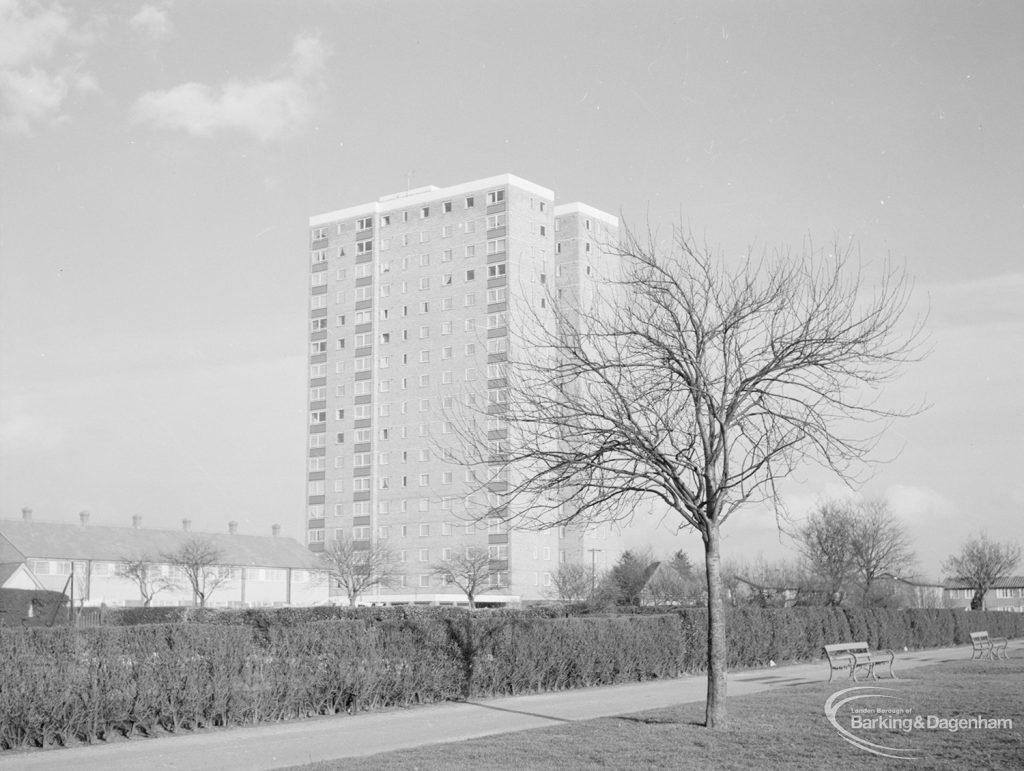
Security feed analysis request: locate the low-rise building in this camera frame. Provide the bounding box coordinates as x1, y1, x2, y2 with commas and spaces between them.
943, 576, 1024, 612
0, 508, 328, 608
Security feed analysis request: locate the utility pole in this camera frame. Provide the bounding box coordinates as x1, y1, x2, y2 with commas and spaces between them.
588, 548, 603, 599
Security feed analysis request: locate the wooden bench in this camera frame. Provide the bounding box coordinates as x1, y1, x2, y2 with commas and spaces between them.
969, 631, 1008, 661
823, 642, 896, 682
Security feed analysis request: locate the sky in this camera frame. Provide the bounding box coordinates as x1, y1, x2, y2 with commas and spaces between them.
1, 0, 1022, 579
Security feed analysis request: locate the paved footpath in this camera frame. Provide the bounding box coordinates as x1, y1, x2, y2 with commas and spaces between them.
4, 640, 1019, 770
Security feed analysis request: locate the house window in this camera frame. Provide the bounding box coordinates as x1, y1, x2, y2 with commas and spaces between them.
420, 206, 430, 218
487, 189, 505, 205
311, 227, 328, 241
443, 201, 453, 213
307, 528, 325, 543
486, 213, 506, 229
488, 263, 507, 278
465, 196, 475, 208
356, 240, 373, 255
356, 217, 373, 231
487, 239, 506, 255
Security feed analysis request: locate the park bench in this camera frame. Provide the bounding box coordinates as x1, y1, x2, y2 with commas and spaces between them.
969, 631, 1008, 661
823, 642, 896, 683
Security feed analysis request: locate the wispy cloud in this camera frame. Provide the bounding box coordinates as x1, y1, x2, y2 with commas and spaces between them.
0, 0, 97, 134
129, 3, 171, 41
132, 33, 327, 142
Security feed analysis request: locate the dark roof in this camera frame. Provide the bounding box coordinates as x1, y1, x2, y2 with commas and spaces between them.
942, 576, 1024, 589
0, 520, 320, 570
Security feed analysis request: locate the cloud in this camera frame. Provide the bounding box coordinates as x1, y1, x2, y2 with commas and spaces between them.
0, 0, 97, 134
128, 4, 171, 40
132, 33, 327, 141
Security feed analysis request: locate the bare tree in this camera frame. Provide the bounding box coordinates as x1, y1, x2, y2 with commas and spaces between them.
116, 556, 177, 607
161, 536, 232, 608
795, 501, 857, 605
320, 534, 403, 606
456, 227, 923, 727
431, 546, 506, 609
551, 563, 591, 602
848, 499, 915, 605
942, 533, 1021, 610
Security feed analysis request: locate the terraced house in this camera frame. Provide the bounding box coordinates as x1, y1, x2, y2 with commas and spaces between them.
0, 508, 327, 608
306, 174, 622, 603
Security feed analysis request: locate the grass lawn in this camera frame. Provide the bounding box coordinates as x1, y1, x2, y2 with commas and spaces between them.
285, 658, 1023, 770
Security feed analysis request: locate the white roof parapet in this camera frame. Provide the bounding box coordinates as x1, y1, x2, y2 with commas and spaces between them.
553, 201, 619, 227
310, 173, 555, 226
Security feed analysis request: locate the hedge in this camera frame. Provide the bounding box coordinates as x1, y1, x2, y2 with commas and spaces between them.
1, 607, 1021, 750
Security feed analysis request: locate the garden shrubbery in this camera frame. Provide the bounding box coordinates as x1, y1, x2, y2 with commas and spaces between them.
1, 606, 1021, 750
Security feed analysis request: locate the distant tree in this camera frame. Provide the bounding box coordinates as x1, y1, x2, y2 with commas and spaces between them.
116, 556, 177, 607
161, 536, 232, 608
848, 499, 915, 606
320, 535, 403, 606
942, 534, 1021, 610
610, 549, 655, 606
551, 563, 591, 602
796, 501, 857, 605
431, 546, 506, 609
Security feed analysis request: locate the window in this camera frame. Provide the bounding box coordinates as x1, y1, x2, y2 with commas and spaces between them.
443, 200, 453, 213
465, 269, 475, 281
488, 545, 508, 560
307, 505, 324, 519
337, 314, 347, 326
310, 410, 326, 424
442, 225, 453, 237
311, 318, 328, 332
355, 263, 373, 278
420, 231, 429, 243
309, 433, 326, 448
419, 350, 430, 363
419, 253, 430, 267
311, 341, 327, 355
465, 196, 475, 208
311, 295, 327, 309
419, 374, 430, 386
419, 574, 430, 587
354, 404, 371, 419
380, 214, 391, 227
464, 293, 477, 307
441, 321, 452, 335
354, 286, 372, 301
465, 245, 475, 258
354, 356, 371, 372
487, 239, 506, 255
356, 240, 373, 255
310, 385, 326, 400
419, 523, 430, 537
308, 480, 324, 495
539, 225, 546, 236
487, 312, 507, 329
487, 338, 508, 354
355, 428, 372, 442
354, 453, 371, 468
353, 526, 371, 540
419, 277, 430, 290
312, 227, 328, 241
307, 528, 324, 544
311, 249, 327, 264
487, 189, 505, 205
487, 287, 506, 304
486, 213, 506, 229
442, 249, 453, 262
488, 263, 507, 278
356, 217, 373, 231
420, 206, 430, 218
378, 525, 390, 539
487, 362, 507, 379
420, 301, 429, 313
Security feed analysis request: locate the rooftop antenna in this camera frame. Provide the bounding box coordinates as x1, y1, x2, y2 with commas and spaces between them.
406, 170, 415, 194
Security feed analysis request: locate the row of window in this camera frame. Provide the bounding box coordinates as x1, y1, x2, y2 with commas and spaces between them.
309, 417, 505, 449
311, 190, 511, 243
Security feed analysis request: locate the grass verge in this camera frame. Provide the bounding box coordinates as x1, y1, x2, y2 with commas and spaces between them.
284, 658, 1023, 770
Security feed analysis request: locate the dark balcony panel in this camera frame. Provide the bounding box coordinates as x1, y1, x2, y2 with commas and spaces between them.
355, 299, 373, 311
354, 323, 373, 334
354, 418, 372, 429
486, 302, 508, 314
310, 353, 327, 364
486, 202, 507, 214
488, 533, 510, 544
485, 226, 507, 239
356, 276, 373, 288
486, 252, 507, 265
308, 447, 326, 457
352, 467, 371, 477
310, 423, 326, 434
307, 496, 325, 505
356, 253, 374, 264
487, 276, 508, 289
354, 394, 372, 405
312, 284, 328, 295
352, 515, 372, 526
311, 308, 328, 319
352, 492, 371, 503
310, 330, 328, 342
309, 376, 327, 387
487, 327, 507, 339
309, 399, 326, 410
354, 345, 373, 358
353, 442, 372, 454
354, 370, 372, 381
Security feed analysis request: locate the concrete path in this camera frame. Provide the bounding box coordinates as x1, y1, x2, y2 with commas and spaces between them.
3, 640, 1019, 770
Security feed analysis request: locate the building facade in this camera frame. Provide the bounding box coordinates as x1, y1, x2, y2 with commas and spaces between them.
943, 576, 1024, 612
306, 174, 621, 603
0, 509, 328, 608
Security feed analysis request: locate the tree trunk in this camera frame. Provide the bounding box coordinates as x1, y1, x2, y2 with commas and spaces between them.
703, 522, 727, 728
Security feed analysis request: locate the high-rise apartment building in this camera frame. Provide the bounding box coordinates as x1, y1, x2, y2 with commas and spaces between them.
306, 174, 620, 603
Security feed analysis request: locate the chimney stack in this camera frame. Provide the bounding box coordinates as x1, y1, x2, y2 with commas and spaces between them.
182, 518, 191, 532
132, 515, 142, 529
21, 506, 32, 522
272, 524, 280, 537
228, 521, 238, 535
79, 510, 90, 526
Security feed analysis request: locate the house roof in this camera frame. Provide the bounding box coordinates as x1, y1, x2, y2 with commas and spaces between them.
0, 562, 46, 590
0, 519, 320, 570
942, 575, 1024, 589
